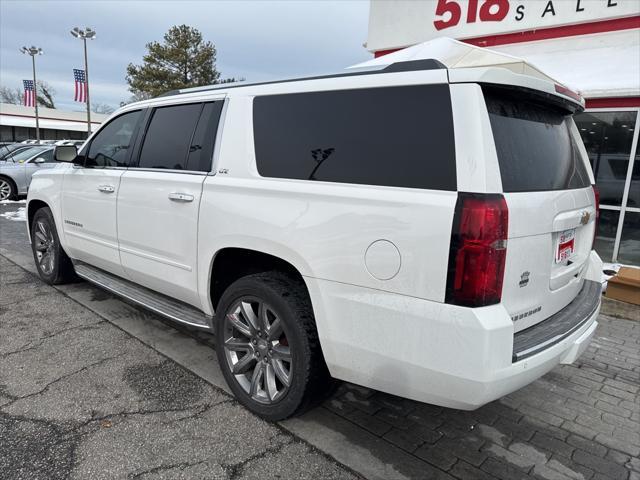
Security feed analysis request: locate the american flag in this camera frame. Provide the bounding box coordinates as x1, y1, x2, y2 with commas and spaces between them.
74, 69, 87, 103
23, 80, 35, 107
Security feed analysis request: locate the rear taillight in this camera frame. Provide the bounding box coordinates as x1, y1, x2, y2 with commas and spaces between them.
592, 184, 600, 250
445, 193, 509, 307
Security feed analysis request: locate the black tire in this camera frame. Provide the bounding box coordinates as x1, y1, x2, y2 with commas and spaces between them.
30, 207, 77, 285
0, 176, 17, 201
215, 271, 332, 421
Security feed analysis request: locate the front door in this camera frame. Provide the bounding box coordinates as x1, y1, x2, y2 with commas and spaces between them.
117, 101, 223, 307
61, 109, 143, 276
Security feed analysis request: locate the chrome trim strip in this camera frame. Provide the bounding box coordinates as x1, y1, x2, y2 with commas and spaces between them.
65, 230, 119, 250
126, 167, 207, 176
118, 245, 192, 271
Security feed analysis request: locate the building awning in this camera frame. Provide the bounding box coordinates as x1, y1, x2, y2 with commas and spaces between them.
0, 114, 99, 132
0, 103, 107, 132
488, 29, 640, 99
352, 31, 640, 100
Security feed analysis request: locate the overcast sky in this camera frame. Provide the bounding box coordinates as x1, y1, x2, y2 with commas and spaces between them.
0, 0, 371, 111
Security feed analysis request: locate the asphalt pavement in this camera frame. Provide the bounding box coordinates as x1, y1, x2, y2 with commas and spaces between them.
0, 241, 359, 479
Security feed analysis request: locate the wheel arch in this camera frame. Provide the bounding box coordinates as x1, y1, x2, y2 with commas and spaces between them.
26, 199, 51, 240
208, 247, 312, 314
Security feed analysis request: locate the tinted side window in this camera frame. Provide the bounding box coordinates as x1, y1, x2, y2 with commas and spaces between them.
186, 101, 224, 172
86, 110, 142, 167
253, 85, 456, 190
138, 103, 202, 170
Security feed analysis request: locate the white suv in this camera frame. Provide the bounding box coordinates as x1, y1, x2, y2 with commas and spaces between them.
26, 59, 602, 420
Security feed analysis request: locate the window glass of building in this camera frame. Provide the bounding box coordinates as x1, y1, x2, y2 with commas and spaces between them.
86, 110, 142, 167
618, 139, 640, 265
594, 210, 619, 262
574, 111, 637, 206
138, 103, 203, 170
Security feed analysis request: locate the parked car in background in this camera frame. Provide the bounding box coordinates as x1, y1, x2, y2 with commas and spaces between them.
54, 139, 85, 147
20, 140, 62, 145
0, 144, 33, 161
0, 146, 55, 200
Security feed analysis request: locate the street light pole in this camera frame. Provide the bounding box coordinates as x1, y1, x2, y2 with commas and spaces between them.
83, 36, 91, 135
20, 46, 43, 142
71, 27, 96, 137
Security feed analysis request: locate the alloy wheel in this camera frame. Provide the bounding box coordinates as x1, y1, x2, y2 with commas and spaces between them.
222, 298, 292, 404
33, 219, 56, 275
0, 179, 11, 201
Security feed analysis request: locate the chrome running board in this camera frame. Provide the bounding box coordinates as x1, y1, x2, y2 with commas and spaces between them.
74, 262, 212, 330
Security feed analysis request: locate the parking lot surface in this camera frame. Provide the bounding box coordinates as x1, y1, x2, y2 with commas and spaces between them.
1, 202, 639, 480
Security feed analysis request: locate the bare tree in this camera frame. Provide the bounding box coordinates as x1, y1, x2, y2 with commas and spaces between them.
119, 91, 152, 107
0, 81, 56, 108
38, 82, 56, 109
91, 103, 115, 114
0, 86, 23, 104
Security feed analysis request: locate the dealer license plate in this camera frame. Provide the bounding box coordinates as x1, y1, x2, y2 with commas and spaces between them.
556, 228, 576, 264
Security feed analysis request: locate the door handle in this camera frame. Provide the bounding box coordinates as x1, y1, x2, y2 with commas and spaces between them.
168, 192, 194, 202
97, 184, 115, 193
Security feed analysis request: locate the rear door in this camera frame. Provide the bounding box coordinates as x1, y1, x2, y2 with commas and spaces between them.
483, 87, 596, 332
117, 100, 224, 307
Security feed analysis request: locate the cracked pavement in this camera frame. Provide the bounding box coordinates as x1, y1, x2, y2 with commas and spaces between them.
0, 255, 359, 480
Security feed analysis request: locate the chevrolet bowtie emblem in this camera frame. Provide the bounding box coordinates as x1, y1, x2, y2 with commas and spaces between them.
580, 211, 591, 225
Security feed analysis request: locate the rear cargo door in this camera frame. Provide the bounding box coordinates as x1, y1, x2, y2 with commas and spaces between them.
483, 87, 596, 332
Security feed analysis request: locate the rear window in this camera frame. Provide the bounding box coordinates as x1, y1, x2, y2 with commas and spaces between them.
253, 85, 456, 191
138, 104, 202, 170
484, 88, 591, 192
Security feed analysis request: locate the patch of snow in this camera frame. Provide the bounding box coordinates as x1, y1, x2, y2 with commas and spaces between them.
0, 207, 26, 221
0, 199, 26, 204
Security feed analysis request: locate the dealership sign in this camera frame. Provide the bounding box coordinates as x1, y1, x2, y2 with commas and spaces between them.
367, 0, 640, 51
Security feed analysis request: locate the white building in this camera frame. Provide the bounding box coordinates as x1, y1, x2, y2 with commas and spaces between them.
365, 0, 640, 265
0, 103, 108, 141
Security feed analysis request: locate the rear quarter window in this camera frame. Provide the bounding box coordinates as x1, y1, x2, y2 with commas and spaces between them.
253, 84, 456, 191
484, 87, 591, 192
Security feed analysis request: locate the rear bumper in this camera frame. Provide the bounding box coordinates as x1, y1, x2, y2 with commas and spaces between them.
308, 272, 601, 410
513, 280, 601, 362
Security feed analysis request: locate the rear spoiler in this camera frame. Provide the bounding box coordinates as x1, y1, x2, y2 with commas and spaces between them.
481, 83, 584, 115
448, 66, 584, 112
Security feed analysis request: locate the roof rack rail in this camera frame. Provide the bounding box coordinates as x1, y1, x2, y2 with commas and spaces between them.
157, 59, 446, 98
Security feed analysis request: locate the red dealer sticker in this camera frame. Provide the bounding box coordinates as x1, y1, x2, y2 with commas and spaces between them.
556, 229, 576, 264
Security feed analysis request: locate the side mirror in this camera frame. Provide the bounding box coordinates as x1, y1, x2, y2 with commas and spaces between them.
34, 157, 46, 164
54, 145, 78, 163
